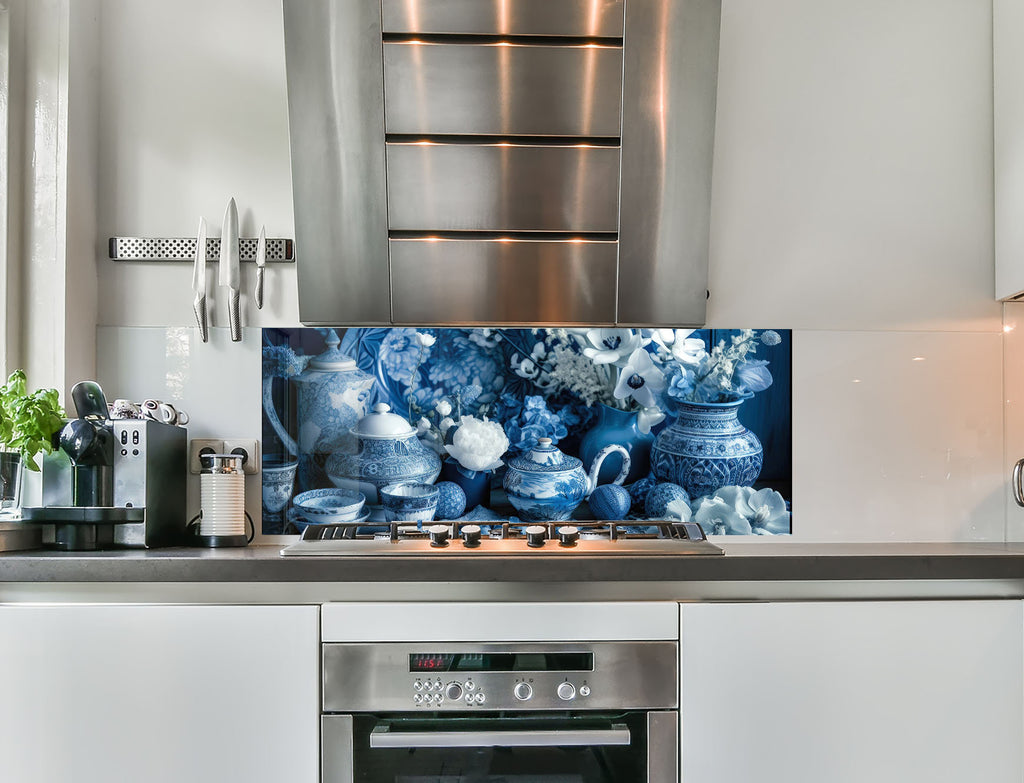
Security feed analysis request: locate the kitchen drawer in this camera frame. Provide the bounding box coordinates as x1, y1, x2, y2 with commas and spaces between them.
384, 42, 623, 137
381, 0, 625, 37
389, 238, 617, 324
385, 142, 621, 232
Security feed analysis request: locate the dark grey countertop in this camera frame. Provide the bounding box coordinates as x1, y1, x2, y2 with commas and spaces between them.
2, 541, 1024, 584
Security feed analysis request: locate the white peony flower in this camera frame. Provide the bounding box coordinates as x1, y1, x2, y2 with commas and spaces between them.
445, 416, 510, 472
434, 399, 452, 417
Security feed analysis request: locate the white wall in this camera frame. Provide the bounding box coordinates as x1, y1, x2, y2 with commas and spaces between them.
92, 0, 1005, 542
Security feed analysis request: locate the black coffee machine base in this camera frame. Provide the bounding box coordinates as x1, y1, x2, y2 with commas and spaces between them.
20, 506, 147, 551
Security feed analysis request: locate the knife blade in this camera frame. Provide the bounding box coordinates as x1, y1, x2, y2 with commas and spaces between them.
219, 197, 241, 342
254, 224, 266, 310
191, 217, 209, 342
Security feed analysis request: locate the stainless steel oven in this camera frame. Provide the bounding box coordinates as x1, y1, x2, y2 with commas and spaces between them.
321, 641, 678, 783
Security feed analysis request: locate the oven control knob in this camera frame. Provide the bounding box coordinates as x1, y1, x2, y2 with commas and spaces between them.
557, 526, 579, 546
514, 682, 533, 701
461, 524, 482, 548
445, 682, 463, 701
465, 680, 476, 691
579, 685, 591, 697
525, 525, 547, 548
428, 524, 450, 547
557, 682, 576, 701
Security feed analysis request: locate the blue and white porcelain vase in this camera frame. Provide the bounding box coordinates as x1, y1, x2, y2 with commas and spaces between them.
325, 403, 441, 520
263, 329, 375, 493
503, 438, 630, 523
579, 403, 654, 485
439, 458, 491, 511
650, 399, 762, 499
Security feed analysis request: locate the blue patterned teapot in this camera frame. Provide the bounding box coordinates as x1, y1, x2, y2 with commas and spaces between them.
263, 329, 375, 492
325, 403, 442, 518
502, 438, 631, 523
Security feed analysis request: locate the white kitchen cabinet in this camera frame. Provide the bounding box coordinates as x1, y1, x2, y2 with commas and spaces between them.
680, 600, 1023, 783
0, 604, 319, 783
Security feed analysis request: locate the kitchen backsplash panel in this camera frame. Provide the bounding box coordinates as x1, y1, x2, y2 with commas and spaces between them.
261, 327, 793, 536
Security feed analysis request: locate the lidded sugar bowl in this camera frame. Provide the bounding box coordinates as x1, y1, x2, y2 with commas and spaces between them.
502, 438, 631, 522
325, 403, 441, 514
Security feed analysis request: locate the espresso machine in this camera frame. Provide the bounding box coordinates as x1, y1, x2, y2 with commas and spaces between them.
22, 381, 187, 550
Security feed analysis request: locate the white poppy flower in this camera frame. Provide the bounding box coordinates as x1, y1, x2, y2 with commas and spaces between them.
434, 399, 453, 417
612, 348, 666, 409
415, 332, 436, 348
581, 328, 646, 366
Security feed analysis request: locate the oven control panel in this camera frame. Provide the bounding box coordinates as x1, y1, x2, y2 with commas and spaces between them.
409, 674, 592, 708
323, 641, 678, 712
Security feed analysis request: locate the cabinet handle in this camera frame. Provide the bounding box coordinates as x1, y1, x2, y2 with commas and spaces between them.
1013, 458, 1024, 507
369, 723, 630, 749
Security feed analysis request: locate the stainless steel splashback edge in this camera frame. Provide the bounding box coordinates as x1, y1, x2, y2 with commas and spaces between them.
283, 0, 392, 326
617, 0, 721, 326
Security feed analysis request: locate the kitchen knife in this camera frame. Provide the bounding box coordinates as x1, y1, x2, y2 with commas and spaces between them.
191, 216, 209, 342
254, 224, 266, 310
219, 197, 241, 342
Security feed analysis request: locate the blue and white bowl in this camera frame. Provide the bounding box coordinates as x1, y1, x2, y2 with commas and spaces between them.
292, 488, 366, 524
380, 482, 439, 523
288, 506, 370, 534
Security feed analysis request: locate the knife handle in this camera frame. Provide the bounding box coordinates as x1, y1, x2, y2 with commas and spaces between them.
193, 294, 209, 343
229, 289, 241, 342
255, 267, 265, 310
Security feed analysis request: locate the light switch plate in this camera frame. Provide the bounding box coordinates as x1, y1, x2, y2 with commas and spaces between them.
189, 439, 224, 474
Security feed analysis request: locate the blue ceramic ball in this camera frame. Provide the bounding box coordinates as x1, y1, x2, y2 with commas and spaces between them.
588, 484, 632, 521
645, 482, 691, 519
434, 481, 467, 521
626, 476, 658, 513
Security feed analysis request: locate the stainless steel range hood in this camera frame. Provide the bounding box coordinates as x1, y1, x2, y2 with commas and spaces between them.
283, 0, 721, 327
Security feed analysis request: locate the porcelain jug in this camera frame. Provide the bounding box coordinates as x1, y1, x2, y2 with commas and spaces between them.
263, 329, 375, 492
325, 403, 442, 515
502, 438, 631, 523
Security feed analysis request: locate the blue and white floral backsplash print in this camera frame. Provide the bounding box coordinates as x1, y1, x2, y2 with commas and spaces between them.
261, 327, 792, 536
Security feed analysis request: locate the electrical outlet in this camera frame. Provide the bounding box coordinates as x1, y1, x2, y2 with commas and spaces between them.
223, 438, 260, 475
189, 439, 224, 474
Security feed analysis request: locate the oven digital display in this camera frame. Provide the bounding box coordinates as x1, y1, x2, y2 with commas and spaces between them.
409, 652, 594, 673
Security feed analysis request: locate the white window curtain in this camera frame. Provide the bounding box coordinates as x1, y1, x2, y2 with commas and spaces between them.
0, 0, 99, 399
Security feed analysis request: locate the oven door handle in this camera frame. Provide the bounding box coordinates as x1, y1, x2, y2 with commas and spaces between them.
369, 723, 632, 749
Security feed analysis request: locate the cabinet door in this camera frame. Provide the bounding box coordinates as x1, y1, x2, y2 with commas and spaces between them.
0, 604, 319, 783
680, 601, 1023, 783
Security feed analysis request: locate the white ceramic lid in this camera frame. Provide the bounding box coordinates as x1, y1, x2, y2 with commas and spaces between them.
351, 403, 416, 439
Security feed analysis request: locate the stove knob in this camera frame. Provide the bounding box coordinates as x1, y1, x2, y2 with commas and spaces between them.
428, 524, 450, 547
525, 525, 547, 548
445, 682, 463, 701
556, 682, 576, 701
514, 682, 533, 701
557, 525, 579, 547
461, 524, 482, 548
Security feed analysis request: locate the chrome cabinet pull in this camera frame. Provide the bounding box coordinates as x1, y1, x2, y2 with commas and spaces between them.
1014, 459, 1024, 507
369, 723, 631, 749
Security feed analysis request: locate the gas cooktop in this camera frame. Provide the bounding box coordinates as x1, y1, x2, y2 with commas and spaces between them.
279, 520, 723, 557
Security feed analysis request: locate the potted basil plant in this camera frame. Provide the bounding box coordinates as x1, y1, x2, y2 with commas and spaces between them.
0, 370, 65, 513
